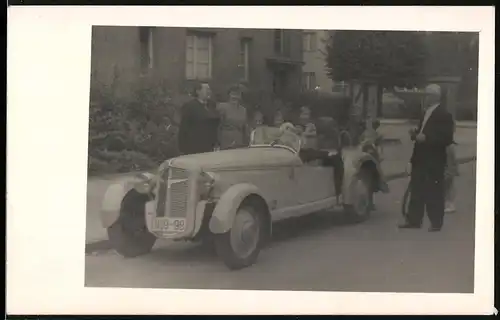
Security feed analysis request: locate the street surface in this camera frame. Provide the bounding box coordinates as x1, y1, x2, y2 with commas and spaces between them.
85, 162, 476, 293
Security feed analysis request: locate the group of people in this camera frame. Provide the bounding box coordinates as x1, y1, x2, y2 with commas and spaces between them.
177, 82, 322, 156
177, 81, 459, 232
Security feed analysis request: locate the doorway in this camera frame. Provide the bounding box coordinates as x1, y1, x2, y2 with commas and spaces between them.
272, 70, 288, 96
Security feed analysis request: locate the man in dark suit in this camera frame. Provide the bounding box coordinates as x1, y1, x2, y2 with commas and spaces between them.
178, 82, 221, 155
399, 84, 455, 232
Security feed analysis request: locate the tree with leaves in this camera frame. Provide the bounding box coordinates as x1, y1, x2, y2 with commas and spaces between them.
325, 30, 428, 89
323, 30, 429, 139
324, 30, 429, 127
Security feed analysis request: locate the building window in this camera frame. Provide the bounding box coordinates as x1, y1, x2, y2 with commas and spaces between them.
302, 72, 316, 91
239, 38, 251, 82
274, 29, 285, 55
139, 27, 154, 73
303, 32, 317, 52
186, 33, 213, 80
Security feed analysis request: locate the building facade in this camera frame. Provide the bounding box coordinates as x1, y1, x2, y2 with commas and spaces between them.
90, 26, 304, 101
301, 30, 333, 92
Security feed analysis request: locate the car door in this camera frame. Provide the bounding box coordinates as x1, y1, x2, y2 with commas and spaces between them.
294, 161, 336, 205
250, 165, 297, 211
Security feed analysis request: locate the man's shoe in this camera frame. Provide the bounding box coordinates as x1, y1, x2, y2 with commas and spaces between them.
444, 203, 456, 213
398, 223, 421, 229
428, 226, 442, 232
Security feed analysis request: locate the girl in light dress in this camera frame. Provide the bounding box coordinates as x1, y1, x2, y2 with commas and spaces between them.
359, 118, 383, 161
444, 127, 459, 213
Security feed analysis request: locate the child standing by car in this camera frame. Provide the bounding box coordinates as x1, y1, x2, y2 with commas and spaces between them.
360, 119, 383, 162
444, 141, 459, 213
359, 119, 389, 209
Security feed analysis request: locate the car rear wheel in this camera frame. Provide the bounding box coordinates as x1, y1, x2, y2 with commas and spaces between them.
344, 170, 373, 223
214, 205, 263, 270
107, 191, 156, 258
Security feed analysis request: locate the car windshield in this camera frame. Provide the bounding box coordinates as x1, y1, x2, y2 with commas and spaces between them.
249, 126, 301, 153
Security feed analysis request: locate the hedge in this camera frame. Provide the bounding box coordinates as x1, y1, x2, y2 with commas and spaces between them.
88, 78, 189, 176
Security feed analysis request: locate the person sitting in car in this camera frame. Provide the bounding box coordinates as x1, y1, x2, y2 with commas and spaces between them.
279, 122, 340, 167
297, 106, 318, 150
250, 112, 282, 146
279, 122, 344, 200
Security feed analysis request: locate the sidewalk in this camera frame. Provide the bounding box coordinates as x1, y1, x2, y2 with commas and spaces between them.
85, 125, 477, 250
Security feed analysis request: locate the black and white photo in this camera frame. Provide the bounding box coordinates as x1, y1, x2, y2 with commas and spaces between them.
6, 6, 494, 315
85, 25, 479, 292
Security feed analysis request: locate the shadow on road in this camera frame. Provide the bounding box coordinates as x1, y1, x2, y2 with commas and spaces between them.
144, 209, 354, 265
269, 209, 353, 245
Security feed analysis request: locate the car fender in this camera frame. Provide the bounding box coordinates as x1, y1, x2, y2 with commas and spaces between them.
342, 152, 381, 204
100, 173, 154, 229
209, 183, 267, 234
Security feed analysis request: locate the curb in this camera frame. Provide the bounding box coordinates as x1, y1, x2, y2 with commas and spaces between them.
379, 119, 477, 128
85, 155, 476, 254
384, 156, 476, 181
85, 239, 114, 254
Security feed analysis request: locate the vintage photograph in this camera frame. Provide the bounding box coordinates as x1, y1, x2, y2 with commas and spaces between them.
84, 26, 478, 293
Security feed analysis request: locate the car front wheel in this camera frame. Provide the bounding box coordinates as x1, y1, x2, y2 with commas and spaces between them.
344, 170, 373, 223
214, 205, 263, 270
107, 191, 156, 258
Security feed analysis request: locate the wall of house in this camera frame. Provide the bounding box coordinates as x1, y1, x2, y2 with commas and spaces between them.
90, 26, 143, 96
246, 29, 273, 95
90, 27, 305, 104
286, 29, 306, 95
150, 27, 186, 91
302, 30, 332, 91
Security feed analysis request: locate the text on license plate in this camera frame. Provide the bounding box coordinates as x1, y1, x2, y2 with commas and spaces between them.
152, 218, 186, 232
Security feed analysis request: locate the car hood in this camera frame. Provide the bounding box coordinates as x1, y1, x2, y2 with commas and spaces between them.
170, 147, 301, 171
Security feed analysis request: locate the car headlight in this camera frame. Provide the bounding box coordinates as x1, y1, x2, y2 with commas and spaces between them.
198, 172, 215, 200
157, 159, 171, 175
133, 173, 157, 194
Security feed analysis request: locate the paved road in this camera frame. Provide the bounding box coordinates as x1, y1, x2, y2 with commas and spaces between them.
85, 162, 476, 293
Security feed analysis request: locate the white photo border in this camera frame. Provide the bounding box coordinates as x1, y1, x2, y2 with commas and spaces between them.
6, 5, 495, 315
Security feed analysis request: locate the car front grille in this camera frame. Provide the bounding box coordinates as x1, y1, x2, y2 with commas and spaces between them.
155, 167, 169, 217
155, 166, 191, 218
168, 178, 189, 218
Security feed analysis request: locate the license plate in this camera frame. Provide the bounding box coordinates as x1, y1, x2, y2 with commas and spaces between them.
151, 218, 186, 233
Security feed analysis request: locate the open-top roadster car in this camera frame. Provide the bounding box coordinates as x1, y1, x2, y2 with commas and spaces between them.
100, 126, 387, 270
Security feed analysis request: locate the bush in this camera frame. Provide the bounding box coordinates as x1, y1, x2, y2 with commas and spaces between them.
88, 77, 190, 176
